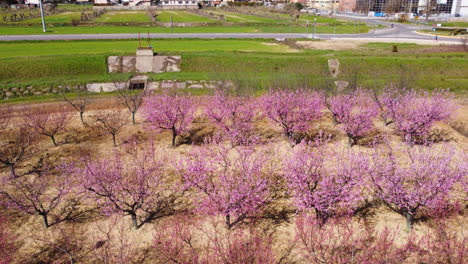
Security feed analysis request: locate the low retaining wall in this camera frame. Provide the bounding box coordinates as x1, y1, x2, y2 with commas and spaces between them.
86, 80, 234, 92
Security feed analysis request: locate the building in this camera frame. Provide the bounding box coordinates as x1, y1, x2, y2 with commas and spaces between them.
417, 0, 468, 16
307, 0, 340, 12
159, 0, 198, 9
339, 0, 356, 11
355, 0, 468, 16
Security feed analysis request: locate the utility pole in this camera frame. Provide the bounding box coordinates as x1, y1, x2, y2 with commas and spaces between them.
171, 16, 173, 33
313, 17, 316, 39
39, 0, 47, 33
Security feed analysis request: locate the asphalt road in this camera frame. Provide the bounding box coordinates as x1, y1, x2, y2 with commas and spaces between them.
0, 20, 463, 42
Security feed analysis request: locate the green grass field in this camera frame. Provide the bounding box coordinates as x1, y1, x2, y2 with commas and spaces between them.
208, 10, 280, 23
18, 12, 82, 24
438, 22, 468, 27
156, 10, 214, 23
94, 11, 152, 23
0, 23, 371, 34
0, 39, 466, 98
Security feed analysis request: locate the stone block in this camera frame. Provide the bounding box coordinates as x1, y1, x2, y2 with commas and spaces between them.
108, 56, 122, 73
334, 81, 349, 92
121, 56, 136, 72
328, 59, 340, 78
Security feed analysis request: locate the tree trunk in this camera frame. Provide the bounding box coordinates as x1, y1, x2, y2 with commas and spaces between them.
132, 112, 136, 125
130, 213, 139, 229
405, 213, 413, 231
171, 129, 177, 147
79, 111, 86, 126
41, 214, 50, 228
50, 135, 58, 146
9, 164, 16, 179
112, 134, 117, 147
225, 214, 232, 229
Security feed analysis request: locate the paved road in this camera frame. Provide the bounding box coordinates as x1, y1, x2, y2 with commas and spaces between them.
0, 19, 463, 43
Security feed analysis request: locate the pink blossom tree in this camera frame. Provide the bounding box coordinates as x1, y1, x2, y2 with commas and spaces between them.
369, 145, 466, 230
79, 146, 187, 229
261, 89, 323, 143
295, 214, 411, 264
152, 216, 199, 263
326, 89, 379, 146
177, 145, 272, 229
382, 89, 456, 143
90, 216, 143, 264
24, 105, 72, 146
414, 219, 466, 264
0, 217, 16, 264
204, 227, 276, 264
206, 91, 257, 145
0, 171, 78, 228
143, 92, 195, 147
284, 144, 368, 225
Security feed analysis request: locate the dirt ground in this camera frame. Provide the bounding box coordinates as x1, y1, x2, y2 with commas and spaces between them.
1, 96, 467, 263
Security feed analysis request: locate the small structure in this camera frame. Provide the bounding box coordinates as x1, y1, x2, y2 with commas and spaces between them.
328, 59, 340, 78
108, 47, 181, 73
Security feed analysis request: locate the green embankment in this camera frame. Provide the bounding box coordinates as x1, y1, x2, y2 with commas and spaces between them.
0, 39, 466, 102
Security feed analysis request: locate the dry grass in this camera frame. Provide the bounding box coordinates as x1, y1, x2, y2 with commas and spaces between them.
1, 99, 467, 263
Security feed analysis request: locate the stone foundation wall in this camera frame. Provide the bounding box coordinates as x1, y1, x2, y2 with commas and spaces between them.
86, 80, 234, 93
108, 55, 181, 73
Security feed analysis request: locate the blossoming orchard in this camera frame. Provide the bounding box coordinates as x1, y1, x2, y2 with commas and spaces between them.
0, 87, 466, 263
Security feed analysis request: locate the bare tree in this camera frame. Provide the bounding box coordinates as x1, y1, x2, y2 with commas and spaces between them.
24, 106, 72, 146
0, 106, 11, 131
63, 90, 93, 126
0, 125, 37, 178
33, 223, 89, 264
0, 172, 80, 228
93, 111, 128, 147
117, 89, 147, 125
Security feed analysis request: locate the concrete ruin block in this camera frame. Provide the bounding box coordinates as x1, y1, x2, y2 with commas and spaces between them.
147, 82, 160, 90
152, 56, 166, 73
164, 56, 181, 72
121, 56, 136, 72
135, 47, 154, 73
161, 81, 176, 89
328, 59, 340, 78
152, 56, 181, 73
86, 83, 124, 93
334, 81, 349, 92
108, 56, 122, 73
188, 84, 204, 89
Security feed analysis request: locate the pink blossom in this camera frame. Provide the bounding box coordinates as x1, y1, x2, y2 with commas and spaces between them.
178, 145, 272, 229
206, 91, 257, 145
261, 89, 324, 143
370, 145, 466, 230
284, 144, 368, 224
143, 92, 196, 147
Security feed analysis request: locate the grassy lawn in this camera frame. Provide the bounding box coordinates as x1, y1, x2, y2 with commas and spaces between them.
94, 11, 152, 23
438, 22, 468, 27
0, 24, 371, 34
208, 10, 280, 23
0, 39, 466, 98
17, 12, 82, 24
0, 39, 296, 58
156, 10, 214, 23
